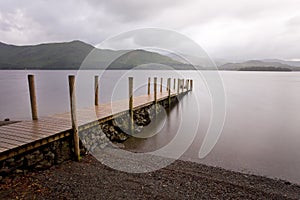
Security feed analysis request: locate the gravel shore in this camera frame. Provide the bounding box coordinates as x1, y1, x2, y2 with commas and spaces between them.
0, 154, 299, 200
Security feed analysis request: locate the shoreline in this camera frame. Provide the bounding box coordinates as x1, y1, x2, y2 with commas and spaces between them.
1, 154, 299, 199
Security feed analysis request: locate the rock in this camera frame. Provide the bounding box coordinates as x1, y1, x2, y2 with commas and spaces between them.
116, 133, 128, 142
0, 168, 11, 176
100, 143, 108, 149
5, 158, 14, 163
90, 143, 98, 152
109, 126, 115, 132
45, 152, 55, 160
112, 143, 125, 149
25, 150, 44, 166
15, 169, 23, 174
100, 135, 107, 140
36, 160, 52, 170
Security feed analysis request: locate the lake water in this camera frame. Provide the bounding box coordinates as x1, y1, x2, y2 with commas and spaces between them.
1, 70, 300, 184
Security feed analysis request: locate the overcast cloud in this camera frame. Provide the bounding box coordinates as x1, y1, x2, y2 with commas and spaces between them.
0, 0, 299, 60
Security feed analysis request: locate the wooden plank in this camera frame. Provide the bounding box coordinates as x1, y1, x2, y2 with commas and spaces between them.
0, 142, 18, 150
36, 119, 71, 127
0, 137, 26, 147
39, 116, 71, 123
6, 125, 68, 135
0, 128, 44, 140
0, 133, 33, 143
1, 126, 55, 136
0, 147, 8, 152
10, 122, 70, 132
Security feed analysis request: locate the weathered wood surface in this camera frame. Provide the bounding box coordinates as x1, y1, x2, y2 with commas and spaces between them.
28, 75, 38, 120
0, 91, 178, 156
68, 75, 80, 161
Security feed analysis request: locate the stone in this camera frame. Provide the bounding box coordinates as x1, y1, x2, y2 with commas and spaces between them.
100, 135, 107, 140
15, 169, 23, 174
25, 150, 44, 166
100, 143, 108, 149
5, 158, 14, 163
112, 143, 125, 149
36, 160, 52, 170
90, 143, 98, 152
109, 126, 115, 132
0, 168, 11, 176
45, 152, 55, 160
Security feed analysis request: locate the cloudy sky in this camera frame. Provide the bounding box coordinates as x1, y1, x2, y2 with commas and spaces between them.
0, 0, 299, 60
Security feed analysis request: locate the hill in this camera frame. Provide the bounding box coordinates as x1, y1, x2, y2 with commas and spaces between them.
219, 60, 297, 71
262, 59, 300, 67
0, 41, 186, 70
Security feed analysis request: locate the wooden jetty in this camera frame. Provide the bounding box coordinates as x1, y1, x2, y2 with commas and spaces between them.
0, 75, 192, 161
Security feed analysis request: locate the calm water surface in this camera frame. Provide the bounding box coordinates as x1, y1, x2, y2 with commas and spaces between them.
0, 70, 300, 184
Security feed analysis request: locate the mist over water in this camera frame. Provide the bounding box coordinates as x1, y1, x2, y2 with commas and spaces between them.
1, 70, 300, 184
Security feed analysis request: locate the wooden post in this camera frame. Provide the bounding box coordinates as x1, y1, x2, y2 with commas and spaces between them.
190, 80, 193, 91
177, 78, 180, 94
94, 75, 99, 106
182, 79, 184, 93
128, 77, 134, 134
68, 75, 80, 161
160, 78, 163, 93
168, 78, 171, 106
186, 79, 189, 91
166, 78, 169, 91
147, 77, 151, 95
173, 78, 176, 90
167, 78, 171, 91
154, 77, 157, 103
28, 75, 38, 120
129, 77, 133, 111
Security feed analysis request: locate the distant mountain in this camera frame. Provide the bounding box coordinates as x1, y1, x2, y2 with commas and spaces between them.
262, 59, 300, 67
165, 53, 250, 69
219, 60, 297, 71
0, 41, 185, 70
166, 52, 216, 69
0, 40, 94, 69
1, 41, 299, 71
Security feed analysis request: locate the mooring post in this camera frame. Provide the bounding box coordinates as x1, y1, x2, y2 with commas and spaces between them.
128, 77, 134, 134
168, 78, 171, 106
182, 79, 184, 93
160, 78, 163, 93
154, 77, 157, 104
68, 75, 80, 161
167, 77, 170, 91
173, 78, 176, 90
28, 74, 38, 120
177, 78, 180, 94
186, 79, 189, 91
166, 78, 169, 91
94, 75, 99, 106
190, 80, 193, 91
147, 77, 151, 95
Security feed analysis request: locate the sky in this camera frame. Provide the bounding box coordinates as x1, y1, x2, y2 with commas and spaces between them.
0, 0, 299, 60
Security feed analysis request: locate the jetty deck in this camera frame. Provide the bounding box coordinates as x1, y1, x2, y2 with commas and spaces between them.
0, 91, 179, 160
